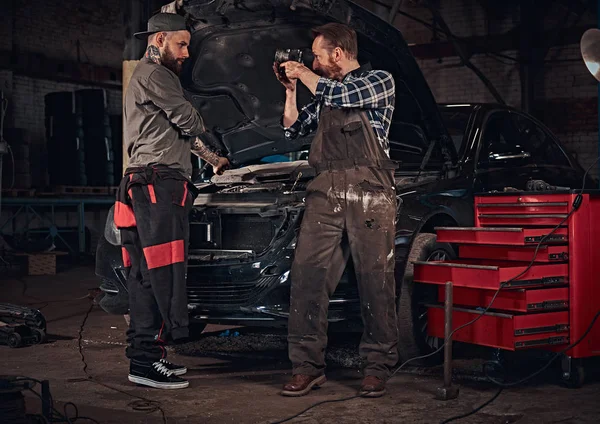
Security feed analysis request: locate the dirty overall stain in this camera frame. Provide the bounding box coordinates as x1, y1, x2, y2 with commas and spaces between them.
288, 105, 400, 379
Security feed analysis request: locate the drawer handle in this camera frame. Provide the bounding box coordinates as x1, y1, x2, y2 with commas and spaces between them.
527, 300, 569, 311
478, 202, 568, 208
515, 336, 569, 349
505, 276, 567, 288
515, 323, 569, 336
548, 252, 569, 261
525, 235, 567, 243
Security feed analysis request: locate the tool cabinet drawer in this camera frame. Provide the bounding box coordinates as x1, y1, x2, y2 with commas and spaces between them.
440, 286, 569, 312
475, 195, 571, 227
475, 194, 572, 208
435, 227, 568, 246
427, 306, 570, 350
458, 244, 569, 263
413, 260, 568, 290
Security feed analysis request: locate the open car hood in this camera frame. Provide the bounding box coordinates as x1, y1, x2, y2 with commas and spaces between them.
180, 0, 457, 167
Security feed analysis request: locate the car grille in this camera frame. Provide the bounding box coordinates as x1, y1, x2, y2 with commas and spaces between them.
190, 212, 287, 253
221, 214, 277, 252
187, 276, 279, 308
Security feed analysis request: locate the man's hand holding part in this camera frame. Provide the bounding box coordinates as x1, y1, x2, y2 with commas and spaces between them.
278, 61, 320, 95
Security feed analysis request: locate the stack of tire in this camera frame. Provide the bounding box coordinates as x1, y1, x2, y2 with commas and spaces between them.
45, 89, 117, 187
74, 89, 115, 187
45, 92, 86, 186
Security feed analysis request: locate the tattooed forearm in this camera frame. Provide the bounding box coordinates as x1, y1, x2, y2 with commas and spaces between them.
191, 137, 221, 167
145, 45, 161, 64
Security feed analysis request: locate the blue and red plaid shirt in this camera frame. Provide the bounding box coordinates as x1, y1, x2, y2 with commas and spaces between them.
283, 63, 395, 156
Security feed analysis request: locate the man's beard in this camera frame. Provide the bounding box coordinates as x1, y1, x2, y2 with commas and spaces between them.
161, 45, 183, 75
314, 57, 343, 80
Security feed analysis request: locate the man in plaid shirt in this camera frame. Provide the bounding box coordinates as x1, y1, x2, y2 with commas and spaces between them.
281, 61, 395, 155
275, 23, 399, 398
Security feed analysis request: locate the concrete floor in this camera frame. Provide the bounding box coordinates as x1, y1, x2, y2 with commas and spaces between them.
2, 264, 600, 424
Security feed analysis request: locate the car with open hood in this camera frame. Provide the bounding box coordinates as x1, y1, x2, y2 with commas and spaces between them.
95, 0, 593, 361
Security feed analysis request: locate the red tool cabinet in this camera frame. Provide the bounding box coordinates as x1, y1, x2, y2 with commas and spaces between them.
413, 193, 600, 369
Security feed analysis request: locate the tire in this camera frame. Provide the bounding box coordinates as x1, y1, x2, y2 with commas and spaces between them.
8, 332, 22, 348
397, 233, 456, 365
33, 329, 47, 344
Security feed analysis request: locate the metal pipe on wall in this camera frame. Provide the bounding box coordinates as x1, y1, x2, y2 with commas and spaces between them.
519, 0, 536, 113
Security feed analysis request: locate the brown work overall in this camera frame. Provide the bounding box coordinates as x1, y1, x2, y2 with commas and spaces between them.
288, 106, 399, 380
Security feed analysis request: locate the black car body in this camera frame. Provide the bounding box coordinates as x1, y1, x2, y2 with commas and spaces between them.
96, 0, 593, 359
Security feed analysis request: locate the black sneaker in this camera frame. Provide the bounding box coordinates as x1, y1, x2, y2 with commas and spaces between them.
128, 361, 189, 389
159, 358, 187, 376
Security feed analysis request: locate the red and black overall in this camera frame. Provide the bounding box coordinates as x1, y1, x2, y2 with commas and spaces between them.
114, 165, 197, 363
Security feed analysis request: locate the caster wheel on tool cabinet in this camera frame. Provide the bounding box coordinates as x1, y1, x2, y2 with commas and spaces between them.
562, 357, 585, 389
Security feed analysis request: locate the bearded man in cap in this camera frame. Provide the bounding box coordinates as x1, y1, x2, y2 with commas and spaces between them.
114, 13, 227, 390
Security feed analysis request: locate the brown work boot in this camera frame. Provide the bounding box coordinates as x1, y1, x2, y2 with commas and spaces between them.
359, 375, 386, 398
281, 374, 327, 397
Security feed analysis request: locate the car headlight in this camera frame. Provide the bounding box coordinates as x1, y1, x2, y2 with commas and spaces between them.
279, 270, 290, 284
287, 237, 297, 250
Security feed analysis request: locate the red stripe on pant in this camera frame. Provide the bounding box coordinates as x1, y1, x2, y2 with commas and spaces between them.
121, 247, 132, 267
157, 321, 166, 343
143, 240, 185, 269
181, 182, 188, 207
148, 184, 157, 203
114, 201, 136, 227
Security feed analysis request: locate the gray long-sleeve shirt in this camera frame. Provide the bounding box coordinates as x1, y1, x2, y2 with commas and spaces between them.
124, 57, 205, 178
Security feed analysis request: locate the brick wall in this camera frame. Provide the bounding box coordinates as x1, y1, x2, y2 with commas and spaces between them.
3, 0, 599, 185
10, 76, 121, 186
13, 0, 123, 69
1, 0, 124, 188
360, 0, 599, 178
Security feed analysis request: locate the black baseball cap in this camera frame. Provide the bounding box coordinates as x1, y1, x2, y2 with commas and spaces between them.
134, 13, 188, 40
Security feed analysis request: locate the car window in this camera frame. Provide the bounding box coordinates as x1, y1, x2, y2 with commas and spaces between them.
388, 127, 446, 170
477, 111, 571, 168
512, 114, 571, 167
439, 107, 470, 156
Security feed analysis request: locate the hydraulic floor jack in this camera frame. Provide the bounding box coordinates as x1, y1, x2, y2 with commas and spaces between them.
0, 303, 47, 348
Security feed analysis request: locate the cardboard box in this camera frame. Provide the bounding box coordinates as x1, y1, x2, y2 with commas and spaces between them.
15, 251, 68, 275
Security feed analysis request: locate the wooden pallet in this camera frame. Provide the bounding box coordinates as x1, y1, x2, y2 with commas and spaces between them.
1, 188, 36, 197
